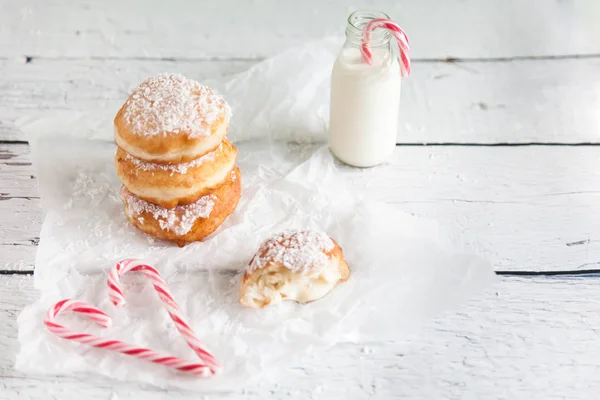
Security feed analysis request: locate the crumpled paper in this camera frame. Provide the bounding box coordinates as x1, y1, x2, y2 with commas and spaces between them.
15, 38, 495, 391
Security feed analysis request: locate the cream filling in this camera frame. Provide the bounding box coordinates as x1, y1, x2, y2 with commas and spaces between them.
114, 122, 227, 162
241, 260, 342, 308
127, 157, 235, 202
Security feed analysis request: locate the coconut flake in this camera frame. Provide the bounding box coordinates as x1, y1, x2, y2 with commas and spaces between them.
121, 187, 215, 235
247, 230, 334, 274
125, 143, 220, 175
123, 73, 231, 138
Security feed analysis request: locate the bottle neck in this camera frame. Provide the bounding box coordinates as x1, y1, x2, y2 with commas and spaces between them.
345, 10, 393, 49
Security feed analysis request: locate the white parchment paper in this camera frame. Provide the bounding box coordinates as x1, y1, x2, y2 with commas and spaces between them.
15, 38, 495, 391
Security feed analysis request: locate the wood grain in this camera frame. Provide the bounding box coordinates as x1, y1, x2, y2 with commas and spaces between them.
3, 143, 600, 272
2, 57, 600, 143
0, 143, 36, 198
0, 143, 40, 269
2, 274, 600, 399
2, 0, 599, 60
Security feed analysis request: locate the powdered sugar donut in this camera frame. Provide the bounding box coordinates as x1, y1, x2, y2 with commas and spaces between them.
239, 230, 350, 308
114, 73, 230, 164
115, 138, 237, 208
121, 167, 241, 246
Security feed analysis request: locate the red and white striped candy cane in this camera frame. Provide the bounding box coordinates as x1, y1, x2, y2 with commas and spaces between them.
45, 299, 112, 330
44, 298, 215, 377
360, 18, 411, 77
108, 258, 221, 374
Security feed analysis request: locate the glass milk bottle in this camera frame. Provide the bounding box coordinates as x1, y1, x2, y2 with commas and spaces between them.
329, 10, 402, 167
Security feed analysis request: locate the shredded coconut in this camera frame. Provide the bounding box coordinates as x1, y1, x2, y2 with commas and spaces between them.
121, 187, 215, 235
123, 73, 231, 138
65, 171, 120, 209
125, 143, 220, 175
247, 230, 334, 274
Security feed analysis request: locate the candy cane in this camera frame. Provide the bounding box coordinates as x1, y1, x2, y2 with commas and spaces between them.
108, 258, 221, 374
44, 299, 214, 376
361, 18, 411, 77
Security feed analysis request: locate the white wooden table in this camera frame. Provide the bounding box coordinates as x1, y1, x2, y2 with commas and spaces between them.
2, 1, 600, 398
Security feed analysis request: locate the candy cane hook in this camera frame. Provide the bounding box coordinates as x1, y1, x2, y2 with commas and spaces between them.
361, 18, 411, 77
108, 258, 221, 374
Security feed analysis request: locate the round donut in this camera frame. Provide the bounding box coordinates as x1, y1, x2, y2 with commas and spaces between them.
121, 167, 241, 246
239, 230, 350, 309
114, 73, 230, 164
115, 139, 237, 209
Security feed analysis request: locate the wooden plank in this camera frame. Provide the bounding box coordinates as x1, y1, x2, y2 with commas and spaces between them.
0, 143, 40, 269
359, 145, 600, 272
0, 198, 40, 270
2, 274, 600, 399
3, 58, 600, 144
0, 58, 253, 142
1, 0, 599, 60
0, 143, 36, 198
2, 143, 600, 272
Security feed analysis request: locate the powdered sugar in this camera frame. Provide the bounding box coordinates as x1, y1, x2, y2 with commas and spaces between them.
125, 143, 220, 175
123, 73, 231, 138
247, 230, 334, 274
121, 187, 215, 235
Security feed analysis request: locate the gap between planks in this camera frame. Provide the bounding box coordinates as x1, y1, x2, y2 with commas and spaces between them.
6, 141, 600, 147
5, 269, 600, 277
13, 53, 600, 64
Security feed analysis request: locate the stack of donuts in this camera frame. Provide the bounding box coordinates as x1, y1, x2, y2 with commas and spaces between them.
114, 73, 241, 246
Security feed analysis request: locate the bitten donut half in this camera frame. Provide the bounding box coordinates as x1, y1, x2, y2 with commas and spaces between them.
114, 73, 230, 164
121, 167, 241, 246
115, 138, 238, 208
240, 230, 350, 309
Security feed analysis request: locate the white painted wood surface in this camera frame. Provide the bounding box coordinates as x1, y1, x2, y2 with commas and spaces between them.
2, 0, 600, 398
3, 58, 600, 143
4, 144, 600, 272
2, 0, 599, 59
3, 275, 600, 400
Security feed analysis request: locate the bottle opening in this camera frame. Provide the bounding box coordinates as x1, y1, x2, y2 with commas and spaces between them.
346, 10, 392, 46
